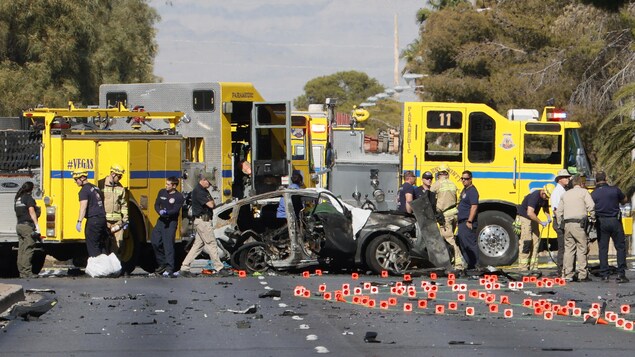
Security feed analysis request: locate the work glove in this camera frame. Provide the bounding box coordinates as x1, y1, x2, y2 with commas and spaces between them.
539, 221, 549, 228
76, 221, 82, 232
122, 223, 129, 230
546, 216, 552, 224
159, 209, 167, 216
110, 224, 121, 233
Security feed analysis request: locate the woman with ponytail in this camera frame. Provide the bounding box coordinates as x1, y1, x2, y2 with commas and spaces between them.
14, 181, 40, 278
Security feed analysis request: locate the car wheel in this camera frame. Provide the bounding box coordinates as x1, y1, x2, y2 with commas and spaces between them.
365, 235, 409, 274
233, 242, 269, 273
476, 211, 518, 266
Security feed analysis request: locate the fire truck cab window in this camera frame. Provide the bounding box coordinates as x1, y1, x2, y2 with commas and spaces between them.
523, 134, 561, 164
424, 132, 463, 162
468, 112, 495, 163
192, 90, 214, 112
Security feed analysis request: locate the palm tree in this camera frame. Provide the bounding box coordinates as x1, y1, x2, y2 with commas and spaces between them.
597, 82, 635, 195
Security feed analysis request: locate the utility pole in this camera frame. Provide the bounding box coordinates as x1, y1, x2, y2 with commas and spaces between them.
393, 13, 399, 87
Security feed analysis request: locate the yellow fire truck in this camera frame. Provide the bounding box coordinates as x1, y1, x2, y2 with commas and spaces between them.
401, 102, 632, 266
0, 103, 186, 276
99, 82, 315, 202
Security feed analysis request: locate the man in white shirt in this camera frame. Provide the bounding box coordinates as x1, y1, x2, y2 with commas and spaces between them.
550, 169, 571, 277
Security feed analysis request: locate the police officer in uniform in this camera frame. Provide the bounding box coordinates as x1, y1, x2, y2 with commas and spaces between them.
179, 172, 232, 277
556, 174, 595, 282
151, 176, 185, 277
591, 171, 629, 283
74, 170, 109, 257
516, 184, 554, 273
431, 165, 462, 270
14, 181, 40, 278
457, 170, 480, 271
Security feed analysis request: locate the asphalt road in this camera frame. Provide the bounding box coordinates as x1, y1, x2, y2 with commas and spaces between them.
1, 267, 635, 356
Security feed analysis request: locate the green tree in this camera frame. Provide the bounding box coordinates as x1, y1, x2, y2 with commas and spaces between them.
294, 71, 385, 111
0, 0, 159, 116
596, 82, 635, 195
402, 0, 635, 177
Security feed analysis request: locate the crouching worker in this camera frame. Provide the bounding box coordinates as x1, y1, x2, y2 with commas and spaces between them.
151, 176, 184, 277
14, 181, 40, 279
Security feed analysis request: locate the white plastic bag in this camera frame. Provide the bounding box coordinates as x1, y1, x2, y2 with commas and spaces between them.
85, 253, 122, 277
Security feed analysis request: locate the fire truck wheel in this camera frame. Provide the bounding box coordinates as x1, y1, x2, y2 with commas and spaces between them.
476, 211, 518, 267
31, 250, 46, 275
365, 234, 409, 274
0, 245, 19, 278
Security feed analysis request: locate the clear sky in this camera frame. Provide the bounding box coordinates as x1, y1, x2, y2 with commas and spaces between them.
149, 0, 425, 103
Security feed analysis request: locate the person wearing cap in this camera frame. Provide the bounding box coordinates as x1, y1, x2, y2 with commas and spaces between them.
73, 169, 109, 258
397, 171, 417, 214
516, 184, 554, 273
591, 171, 629, 283
98, 164, 129, 256
179, 172, 232, 277
14, 181, 40, 278
556, 174, 595, 282
457, 170, 480, 270
550, 169, 571, 276
151, 176, 185, 277
415, 171, 435, 205
431, 165, 462, 270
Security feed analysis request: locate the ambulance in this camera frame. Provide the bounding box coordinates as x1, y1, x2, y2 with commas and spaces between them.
99, 82, 315, 203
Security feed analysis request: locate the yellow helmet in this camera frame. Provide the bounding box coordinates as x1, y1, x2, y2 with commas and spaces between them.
72, 170, 88, 179
438, 164, 449, 173
110, 164, 125, 175
543, 183, 555, 198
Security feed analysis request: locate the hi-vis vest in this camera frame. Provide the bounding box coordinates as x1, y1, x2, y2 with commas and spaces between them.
432, 178, 458, 217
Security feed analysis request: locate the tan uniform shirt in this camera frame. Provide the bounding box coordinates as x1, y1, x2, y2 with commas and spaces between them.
430, 177, 458, 216
556, 186, 595, 223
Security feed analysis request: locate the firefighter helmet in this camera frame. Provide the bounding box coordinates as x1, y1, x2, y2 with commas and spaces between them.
438, 164, 449, 173
543, 183, 555, 198
72, 170, 88, 179
110, 164, 125, 175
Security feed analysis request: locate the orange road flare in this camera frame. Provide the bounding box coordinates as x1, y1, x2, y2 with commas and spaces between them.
351, 273, 359, 280
404, 274, 412, 281
457, 293, 466, 302
403, 303, 413, 312
448, 301, 458, 310
323, 292, 332, 300
318, 284, 327, 292
302, 271, 310, 278
238, 270, 247, 278
381, 270, 388, 278
489, 304, 499, 313
380, 301, 389, 309
418, 299, 428, 309
544, 311, 554, 320
314, 269, 322, 276
428, 292, 437, 299
435, 304, 445, 314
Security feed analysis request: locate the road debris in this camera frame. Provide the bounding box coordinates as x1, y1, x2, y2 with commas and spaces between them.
226, 304, 258, 314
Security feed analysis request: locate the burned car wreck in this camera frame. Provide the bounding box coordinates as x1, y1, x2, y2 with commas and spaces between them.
211, 188, 445, 274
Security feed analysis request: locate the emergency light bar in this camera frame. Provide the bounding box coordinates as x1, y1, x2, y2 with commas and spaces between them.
546, 108, 567, 121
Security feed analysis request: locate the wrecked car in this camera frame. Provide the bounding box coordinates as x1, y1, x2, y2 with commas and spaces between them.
211, 188, 430, 274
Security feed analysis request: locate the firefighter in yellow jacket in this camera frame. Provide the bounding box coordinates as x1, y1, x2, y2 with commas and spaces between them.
98, 164, 129, 255
430, 165, 463, 270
